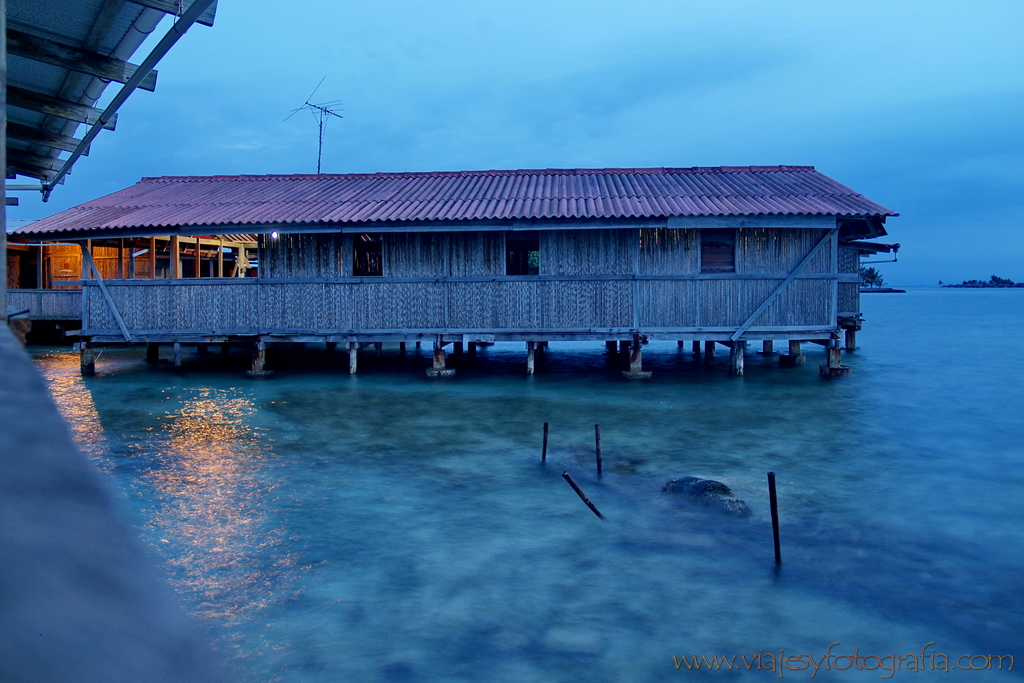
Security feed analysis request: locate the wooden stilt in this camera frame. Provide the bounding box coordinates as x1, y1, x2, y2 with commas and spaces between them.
173, 342, 182, 374
780, 339, 806, 367
375, 341, 383, 357
692, 340, 701, 356
729, 340, 746, 376
845, 328, 856, 350
426, 338, 455, 377
348, 342, 359, 374
704, 340, 716, 363
618, 340, 629, 354
761, 340, 774, 355
80, 341, 96, 376
594, 424, 602, 478
623, 335, 652, 379
541, 422, 549, 463
399, 342, 407, 354
415, 341, 421, 349
677, 340, 684, 348
819, 343, 851, 378
453, 341, 464, 355
326, 341, 337, 353
606, 340, 616, 353
145, 342, 159, 364
246, 341, 272, 377
526, 341, 536, 375
768, 472, 781, 565
467, 342, 476, 356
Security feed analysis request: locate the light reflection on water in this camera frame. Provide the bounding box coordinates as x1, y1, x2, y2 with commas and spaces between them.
33, 289, 1024, 682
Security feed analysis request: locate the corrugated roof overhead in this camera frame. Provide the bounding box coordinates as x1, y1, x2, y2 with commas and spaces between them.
17, 166, 898, 236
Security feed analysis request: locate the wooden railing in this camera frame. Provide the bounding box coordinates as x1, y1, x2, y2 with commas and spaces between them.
78, 273, 857, 341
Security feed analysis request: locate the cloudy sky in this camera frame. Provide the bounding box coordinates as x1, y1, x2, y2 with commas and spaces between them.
10, 0, 1023, 285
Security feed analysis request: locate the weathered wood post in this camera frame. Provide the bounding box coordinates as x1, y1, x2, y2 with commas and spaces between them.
594, 424, 602, 478
348, 342, 359, 374
692, 340, 701, 356
375, 342, 383, 358
541, 421, 549, 464
467, 341, 476, 356
326, 341, 337, 353
453, 341, 464, 355
246, 340, 273, 377
606, 340, 617, 354
618, 340, 630, 354
562, 472, 605, 520
844, 328, 856, 350
173, 342, 182, 374
677, 340, 685, 348
426, 337, 455, 378
819, 337, 851, 378
703, 340, 716, 363
399, 341, 407, 354
729, 340, 746, 376
526, 341, 536, 375
623, 333, 652, 379
761, 340, 774, 355
768, 472, 781, 565
780, 339, 805, 367
145, 342, 159, 364
80, 341, 96, 376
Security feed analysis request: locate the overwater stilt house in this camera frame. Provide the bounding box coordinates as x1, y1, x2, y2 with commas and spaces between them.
10, 166, 897, 377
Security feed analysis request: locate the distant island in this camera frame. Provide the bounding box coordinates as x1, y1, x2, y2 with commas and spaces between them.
940, 276, 1023, 288
859, 267, 905, 293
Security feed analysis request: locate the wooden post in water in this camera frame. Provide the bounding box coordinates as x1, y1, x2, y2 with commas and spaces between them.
348, 342, 359, 374
542, 422, 549, 463
606, 340, 616, 354
246, 340, 272, 377
618, 340, 629, 354
768, 472, 781, 565
780, 339, 805, 367
173, 342, 182, 374
426, 338, 455, 377
375, 342, 383, 358
704, 340, 716, 363
594, 424, 602, 478
729, 340, 746, 376
399, 341, 406, 354
526, 341, 536, 375
845, 328, 856, 350
145, 342, 159, 364
761, 340, 774, 355
692, 340, 701, 356
80, 341, 96, 376
562, 472, 605, 520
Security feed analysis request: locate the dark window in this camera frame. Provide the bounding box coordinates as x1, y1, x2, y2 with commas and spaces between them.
700, 229, 735, 273
353, 233, 383, 276
506, 232, 539, 275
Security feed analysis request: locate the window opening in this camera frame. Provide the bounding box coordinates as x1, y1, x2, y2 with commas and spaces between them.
506, 231, 539, 275
700, 229, 736, 273
353, 233, 383, 276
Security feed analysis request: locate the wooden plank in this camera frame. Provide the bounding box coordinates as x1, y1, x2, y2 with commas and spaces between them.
80, 246, 132, 341
6, 122, 90, 154
7, 29, 158, 92
7, 85, 117, 129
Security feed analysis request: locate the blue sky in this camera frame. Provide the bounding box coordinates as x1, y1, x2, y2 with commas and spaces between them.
9, 0, 1023, 286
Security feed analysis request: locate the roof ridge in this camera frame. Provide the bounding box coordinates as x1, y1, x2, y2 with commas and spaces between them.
140, 165, 818, 183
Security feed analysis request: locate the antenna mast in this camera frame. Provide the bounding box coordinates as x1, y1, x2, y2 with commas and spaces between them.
285, 78, 344, 173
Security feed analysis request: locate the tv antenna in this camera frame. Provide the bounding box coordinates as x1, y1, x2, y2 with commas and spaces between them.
285, 77, 344, 174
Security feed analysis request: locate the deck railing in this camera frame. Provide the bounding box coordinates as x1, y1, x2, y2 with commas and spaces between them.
78, 273, 855, 341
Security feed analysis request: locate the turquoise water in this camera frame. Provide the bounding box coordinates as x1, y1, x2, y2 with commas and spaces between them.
35, 288, 1024, 681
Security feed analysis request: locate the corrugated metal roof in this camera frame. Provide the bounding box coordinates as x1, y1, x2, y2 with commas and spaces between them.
16, 166, 898, 236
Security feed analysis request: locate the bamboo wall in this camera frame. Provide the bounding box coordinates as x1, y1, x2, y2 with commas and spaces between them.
837, 246, 860, 314
8, 290, 82, 320
81, 227, 841, 337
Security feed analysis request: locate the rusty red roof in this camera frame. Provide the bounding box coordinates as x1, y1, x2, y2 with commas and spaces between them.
16, 166, 897, 236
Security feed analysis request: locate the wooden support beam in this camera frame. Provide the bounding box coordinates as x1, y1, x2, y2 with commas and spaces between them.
172, 341, 182, 373
761, 339, 774, 355
7, 85, 118, 129
780, 339, 806, 367
348, 342, 358, 374
7, 28, 159, 92
145, 342, 159, 364
623, 334, 652, 379
246, 340, 272, 377
170, 235, 180, 279
704, 340, 716, 363
730, 340, 746, 376
217, 238, 224, 277
6, 121, 90, 154
149, 237, 157, 278
692, 340, 701, 356
426, 337, 455, 378
844, 328, 856, 350
526, 341, 536, 375
605, 340, 616, 353
80, 341, 96, 376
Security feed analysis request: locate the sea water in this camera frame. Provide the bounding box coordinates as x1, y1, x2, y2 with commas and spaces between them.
33, 288, 1024, 682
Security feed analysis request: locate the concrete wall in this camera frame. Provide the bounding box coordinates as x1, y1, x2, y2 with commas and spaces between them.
0, 326, 224, 683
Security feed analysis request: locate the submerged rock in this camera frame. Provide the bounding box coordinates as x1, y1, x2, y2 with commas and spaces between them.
662, 477, 751, 517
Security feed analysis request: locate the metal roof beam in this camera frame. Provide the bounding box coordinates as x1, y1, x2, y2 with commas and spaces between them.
130, 0, 218, 27
7, 122, 90, 155
7, 86, 117, 129
7, 28, 158, 92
